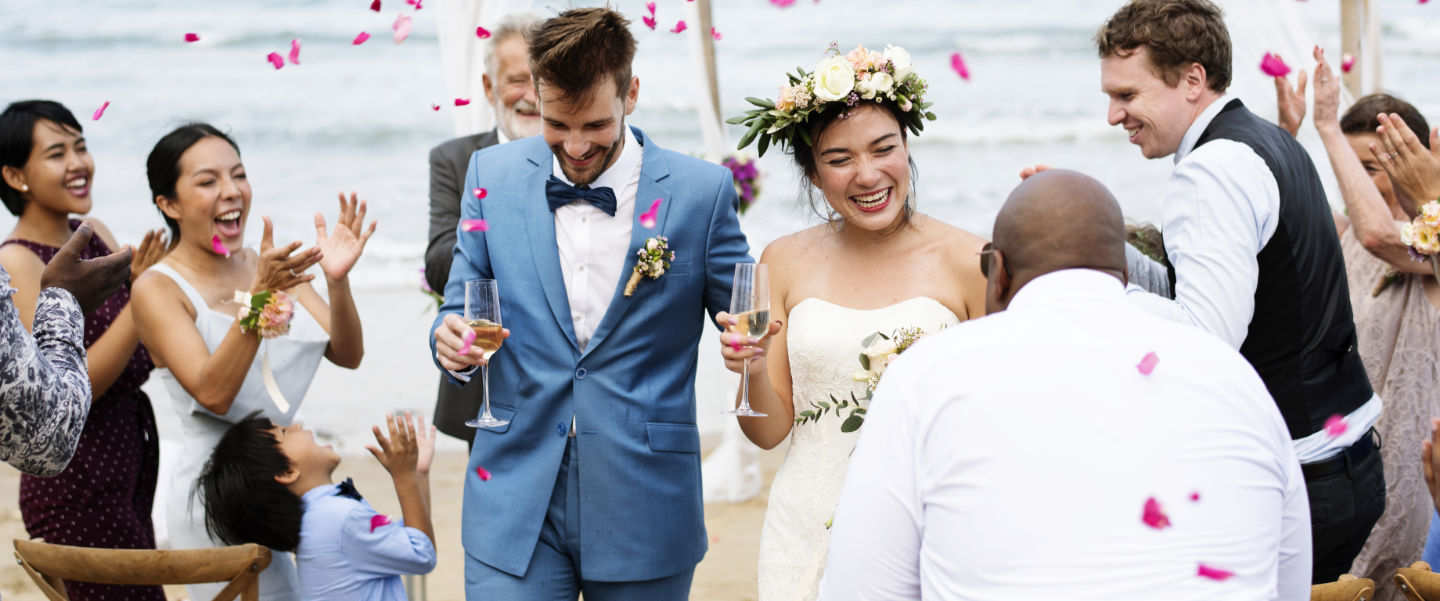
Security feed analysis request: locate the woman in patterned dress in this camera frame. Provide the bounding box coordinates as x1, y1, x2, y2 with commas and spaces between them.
0, 100, 169, 600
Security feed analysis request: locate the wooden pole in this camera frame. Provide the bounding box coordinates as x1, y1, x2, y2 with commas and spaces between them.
694, 0, 722, 129
1340, 0, 1364, 98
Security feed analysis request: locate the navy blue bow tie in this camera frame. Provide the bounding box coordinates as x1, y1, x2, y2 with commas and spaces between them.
336, 477, 363, 501
546, 176, 617, 217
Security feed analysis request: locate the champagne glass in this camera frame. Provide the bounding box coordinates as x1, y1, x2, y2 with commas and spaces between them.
464, 279, 508, 428
725, 263, 769, 417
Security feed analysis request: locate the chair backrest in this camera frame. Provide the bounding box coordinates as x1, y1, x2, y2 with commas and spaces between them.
12, 539, 272, 601
1311, 574, 1376, 601
1395, 561, 1440, 601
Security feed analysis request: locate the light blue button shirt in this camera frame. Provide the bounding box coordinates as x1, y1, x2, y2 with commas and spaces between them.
296, 483, 437, 601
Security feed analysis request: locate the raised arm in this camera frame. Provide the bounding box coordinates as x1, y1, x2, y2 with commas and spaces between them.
305, 192, 376, 369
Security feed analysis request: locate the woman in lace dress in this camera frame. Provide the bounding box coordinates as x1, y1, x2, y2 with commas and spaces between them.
717, 45, 988, 601
1277, 48, 1440, 598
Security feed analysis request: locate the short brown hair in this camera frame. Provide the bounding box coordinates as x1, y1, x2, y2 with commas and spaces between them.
1095, 0, 1231, 93
529, 7, 636, 105
1341, 93, 1431, 150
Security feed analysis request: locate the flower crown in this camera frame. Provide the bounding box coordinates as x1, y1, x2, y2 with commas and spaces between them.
728, 43, 936, 157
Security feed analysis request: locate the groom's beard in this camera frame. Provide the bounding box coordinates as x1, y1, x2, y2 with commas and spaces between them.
551, 121, 625, 187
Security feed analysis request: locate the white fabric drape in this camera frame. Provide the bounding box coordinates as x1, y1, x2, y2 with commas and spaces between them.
435, 0, 534, 137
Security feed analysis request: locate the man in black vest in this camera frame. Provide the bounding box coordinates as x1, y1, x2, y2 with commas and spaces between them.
425, 13, 541, 448
1094, 0, 1383, 583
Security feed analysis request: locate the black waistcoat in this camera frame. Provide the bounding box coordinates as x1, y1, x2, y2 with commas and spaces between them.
1189, 99, 1372, 440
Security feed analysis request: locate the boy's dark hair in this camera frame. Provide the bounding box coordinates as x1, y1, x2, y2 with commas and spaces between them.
0, 100, 84, 216
198, 416, 302, 552
1341, 93, 1432, 150
146, 122, 241, 245
1095, 0, 1232, 94
529, 7, 636, 106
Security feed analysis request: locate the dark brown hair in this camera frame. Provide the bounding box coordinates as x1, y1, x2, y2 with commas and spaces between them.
1341, 93, 1431, 149
1095, 0, 1232, 93
529, 7, 636, 105
0, 100, 84, 216
146, 123, 241, 244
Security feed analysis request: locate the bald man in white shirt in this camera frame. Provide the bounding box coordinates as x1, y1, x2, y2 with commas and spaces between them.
819, 170, 1311, 601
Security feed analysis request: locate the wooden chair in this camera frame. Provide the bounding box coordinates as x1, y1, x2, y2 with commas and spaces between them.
1312, 573, 1375, 601
1395, 561, 1440, 601
13, 539, 272, 601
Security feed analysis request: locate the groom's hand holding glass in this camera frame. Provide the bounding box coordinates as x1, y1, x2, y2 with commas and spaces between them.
433, 313, 511, 372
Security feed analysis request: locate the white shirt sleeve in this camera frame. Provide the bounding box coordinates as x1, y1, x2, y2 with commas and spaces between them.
1276, 435, 1314, 599
818, 359, 924, 601
1126, 141, 1279, 349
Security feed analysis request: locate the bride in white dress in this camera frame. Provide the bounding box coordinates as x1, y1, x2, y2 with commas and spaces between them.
718, 45, 989, 601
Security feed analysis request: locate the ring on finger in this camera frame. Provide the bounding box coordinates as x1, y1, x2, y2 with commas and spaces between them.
289, 268, 298, 276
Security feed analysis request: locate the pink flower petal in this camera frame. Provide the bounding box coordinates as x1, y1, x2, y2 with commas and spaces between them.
184, 33, 200, 43
642, 15, 657, 30
475, 465, 492, 481
91, 101, 109, 121
1141, 496, 1171, 529
266, 52, 285, 70
711, 27, 721, 41
393, 14, 413, 44
211, 235, 231, 257
950, 51, 970, 81
1197, 564, 1234, 581
729, 336, 742, 353
1190, 491, 1201, 502
472, 188, 487, 199
670, 20, 687, 34
1324, 414, 1348, 437
454, 97, 471, 106
476, 26, 491, 39
430, 103, 441, 111
288, 38, 301, 65
639, 198, 662, 229
369, 514, 391, 532
1341, 53, 1356, 73
770, 0, 797, 6
370, 0, 380, 11
461, 218, 489, 232
353, 31, 371, 45
458, 328, 476, 355
1260, 52, 1291, 77
1136, 351, 1159, 375
645, 1, 656, 15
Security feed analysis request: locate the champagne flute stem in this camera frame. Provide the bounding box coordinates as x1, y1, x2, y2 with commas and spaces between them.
740, 358, 751, 411
481, 364, 492, 420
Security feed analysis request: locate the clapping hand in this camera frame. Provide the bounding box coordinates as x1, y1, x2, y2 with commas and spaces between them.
40, 223, 132, 314
366, 412, 420, 478
1308, 46, 1341, 132
414, 413, 436, 475
315, 192, 378, 283
1272, 52, 1309, 137
1373, 113, 1440, 216
128, 228, 169, 283
716, 311, 782, 375
249, 216, 322, 295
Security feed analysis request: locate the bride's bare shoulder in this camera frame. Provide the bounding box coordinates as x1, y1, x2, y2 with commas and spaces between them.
758, 225, 831, 265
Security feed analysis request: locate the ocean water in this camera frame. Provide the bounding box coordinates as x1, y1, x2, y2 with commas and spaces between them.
1, 0, 1438, 453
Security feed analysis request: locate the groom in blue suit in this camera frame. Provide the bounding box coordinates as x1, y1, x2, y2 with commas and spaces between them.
430, 7, 750, 600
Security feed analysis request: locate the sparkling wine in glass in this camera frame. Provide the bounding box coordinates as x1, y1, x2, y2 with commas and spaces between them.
725, 263, 769, 417
464, 279, 508, 428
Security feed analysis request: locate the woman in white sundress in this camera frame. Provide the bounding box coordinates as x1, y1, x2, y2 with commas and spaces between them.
718, 44, 988, 601
130, 123, 374, 601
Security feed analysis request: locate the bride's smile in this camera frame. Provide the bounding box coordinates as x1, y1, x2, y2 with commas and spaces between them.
809, 104, 912, 231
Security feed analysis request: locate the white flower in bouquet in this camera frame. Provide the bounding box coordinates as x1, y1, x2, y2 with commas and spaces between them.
862, 337, 899, 374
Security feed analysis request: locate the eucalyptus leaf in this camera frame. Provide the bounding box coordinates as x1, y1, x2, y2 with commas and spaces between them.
841, 415, 865, 433
859, 354, 870, 371
746, 96, 776, 109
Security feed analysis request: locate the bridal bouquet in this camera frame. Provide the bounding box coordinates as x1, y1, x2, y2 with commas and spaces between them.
1399, 200, 1440, 280
795, 326, 928, 432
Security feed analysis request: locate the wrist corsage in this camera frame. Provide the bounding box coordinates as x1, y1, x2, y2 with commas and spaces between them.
234, 290, 296, 338
1399, 199, 1440, 281
624, 236, 674, 297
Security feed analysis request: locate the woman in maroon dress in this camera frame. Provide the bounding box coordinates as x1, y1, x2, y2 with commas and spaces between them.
0, 100, 168, 600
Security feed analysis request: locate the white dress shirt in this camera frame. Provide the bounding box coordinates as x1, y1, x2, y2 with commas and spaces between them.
820, 270, 1312, 601
1125, 96, 1378, 462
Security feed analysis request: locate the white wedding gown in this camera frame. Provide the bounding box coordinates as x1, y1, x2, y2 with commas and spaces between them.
757, 296, 959, 601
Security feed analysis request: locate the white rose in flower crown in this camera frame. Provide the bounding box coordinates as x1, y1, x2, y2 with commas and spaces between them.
855, 75, 876, 100
884, 45, 914, 81
812, 56, 856, 103
870, 71, 895, 97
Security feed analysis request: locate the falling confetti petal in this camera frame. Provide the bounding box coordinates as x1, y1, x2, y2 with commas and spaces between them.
670, 20, 687, 34
454, 98, 471, 107
729, 336, 742, 353
184, 33, 200, 43
1341, 53, 1355, 73
370, 0, 380, 11
1324, 414, 1348, 437
1141, 496, 1171, 529
369, 514, 391, 532
1136, 351, 1159, 375
353, 32, 371, 45
211, 235, 231, 257
406, 0, 423, 8
91, 101, 110, 121
476, 26, 491, 39
475, 465, 492, 481
639, 198, 662, 229
770, 0, 797, 6
1260, 53, 1291, 77
288, 38, 301, 65
950, 51, 970, 81
1190, 492, 1200, 502
458, 328, 476, 355
393, 14, 413, 44
646, 1, 656, 14
430, 104, 440, 111
1197, 564, 1234, 581
642, 15, 657, 30
711, 27, 722, 41
473, 188, 487, 199
266, 52, 284, 70
461, 219, 489, 232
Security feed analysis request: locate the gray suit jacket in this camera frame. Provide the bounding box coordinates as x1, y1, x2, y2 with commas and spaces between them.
425, 128, 500, 445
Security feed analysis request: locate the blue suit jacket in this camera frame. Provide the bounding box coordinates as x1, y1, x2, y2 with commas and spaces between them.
429, 127, 751, 581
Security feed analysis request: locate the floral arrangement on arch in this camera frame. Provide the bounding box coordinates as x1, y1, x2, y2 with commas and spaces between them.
722, 153, 762, 215
728, 43, 936, 157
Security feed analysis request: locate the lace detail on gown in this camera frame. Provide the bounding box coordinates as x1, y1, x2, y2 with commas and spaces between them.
1343, 228, 1440, 601
757, 297, 959, 601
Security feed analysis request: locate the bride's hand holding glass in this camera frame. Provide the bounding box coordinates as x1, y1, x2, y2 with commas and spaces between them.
315, 191, 378, 282
716, 311, 780, 375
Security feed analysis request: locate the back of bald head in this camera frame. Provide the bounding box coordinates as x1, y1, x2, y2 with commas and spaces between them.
992, 170, 1127, 279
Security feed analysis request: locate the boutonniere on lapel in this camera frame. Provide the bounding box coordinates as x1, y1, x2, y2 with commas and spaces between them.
624, 236, 674, 297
